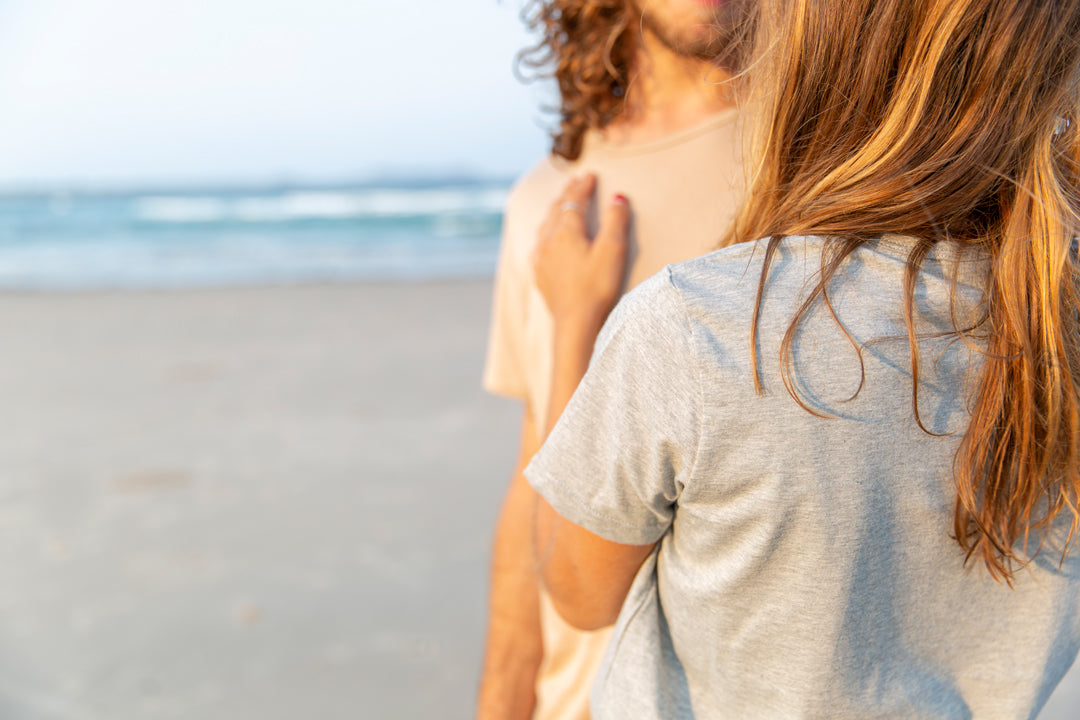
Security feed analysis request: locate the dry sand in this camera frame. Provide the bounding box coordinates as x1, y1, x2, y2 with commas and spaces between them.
0, 281, 518, 719
0, 280, 1076, 719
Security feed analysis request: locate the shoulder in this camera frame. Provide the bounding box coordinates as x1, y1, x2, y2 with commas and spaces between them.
663, 234, 973, 338
498, 154, 574, 266
667, 235, 833, 293
504, 154, 572, 220
658, 236, 836, 336
663, 238, 784, 312
596, 267, 695, 357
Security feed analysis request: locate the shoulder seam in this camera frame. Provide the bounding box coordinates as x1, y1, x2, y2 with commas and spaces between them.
663, 266, 706, 498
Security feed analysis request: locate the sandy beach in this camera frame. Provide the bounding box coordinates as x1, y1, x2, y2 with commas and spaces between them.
0, 281, 518, 719
0, 280, 1077, 719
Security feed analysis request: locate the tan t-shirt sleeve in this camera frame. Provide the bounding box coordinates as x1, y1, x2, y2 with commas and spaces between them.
482, 183, 531, 401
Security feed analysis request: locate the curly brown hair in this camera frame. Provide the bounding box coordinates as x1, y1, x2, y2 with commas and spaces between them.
516, 1, 637, 162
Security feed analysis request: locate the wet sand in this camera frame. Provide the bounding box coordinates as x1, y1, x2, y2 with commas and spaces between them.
0, 280, 1076, 719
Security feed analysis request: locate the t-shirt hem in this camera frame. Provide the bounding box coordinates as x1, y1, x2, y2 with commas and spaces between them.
526, 465, 668, 546
481, 369, 528, 403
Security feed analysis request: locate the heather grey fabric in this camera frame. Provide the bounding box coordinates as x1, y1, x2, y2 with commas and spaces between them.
526, 235, 1080, 720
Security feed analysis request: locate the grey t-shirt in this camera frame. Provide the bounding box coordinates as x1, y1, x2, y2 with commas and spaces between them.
526, 236, 1080, 720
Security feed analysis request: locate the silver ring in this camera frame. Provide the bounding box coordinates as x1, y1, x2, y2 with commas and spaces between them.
559, 201, 584, 214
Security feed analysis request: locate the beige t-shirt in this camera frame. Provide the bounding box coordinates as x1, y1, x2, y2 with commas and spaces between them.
483, 109, 745, 720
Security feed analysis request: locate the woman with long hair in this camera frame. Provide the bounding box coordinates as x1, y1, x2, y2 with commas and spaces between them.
525, 0, 1080, 716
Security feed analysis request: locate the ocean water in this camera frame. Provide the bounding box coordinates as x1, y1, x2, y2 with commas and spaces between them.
0, 180, 509, 289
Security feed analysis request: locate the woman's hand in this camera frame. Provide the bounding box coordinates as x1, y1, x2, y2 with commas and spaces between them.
533, 175, 631, 337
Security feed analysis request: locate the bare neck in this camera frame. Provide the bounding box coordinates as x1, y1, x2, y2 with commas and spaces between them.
603, 31, 735, 147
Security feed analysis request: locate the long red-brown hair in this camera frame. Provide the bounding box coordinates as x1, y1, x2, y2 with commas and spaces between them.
728, 0, 1080, 580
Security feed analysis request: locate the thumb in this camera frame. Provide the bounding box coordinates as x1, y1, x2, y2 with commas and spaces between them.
595, 193, 630, 264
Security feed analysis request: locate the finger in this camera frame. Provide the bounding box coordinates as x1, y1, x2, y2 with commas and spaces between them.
552, 174, 589, 210
541, 177, 580, 244
555, 201, 589, 244
542, 177, 586, 239
555, 175, 578, 202
564, 174, 596, 206
595, 193, 630, 264
553, 174, 596, 214
555, 176, 595, 237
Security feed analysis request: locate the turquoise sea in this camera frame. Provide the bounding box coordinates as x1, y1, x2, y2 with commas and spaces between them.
0, 179, 508, 289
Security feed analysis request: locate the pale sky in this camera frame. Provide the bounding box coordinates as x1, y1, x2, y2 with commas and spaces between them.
0, 1, 552, 186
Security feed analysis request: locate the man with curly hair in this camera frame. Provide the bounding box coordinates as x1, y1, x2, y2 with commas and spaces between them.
480, 1, 750, 718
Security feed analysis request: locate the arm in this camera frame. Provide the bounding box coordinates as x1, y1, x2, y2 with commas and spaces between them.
531, 176, 656, 632
476, 176, 617, 719
477, 408, 543, 720
477, 175, 645, 718
532, 314, 655, 630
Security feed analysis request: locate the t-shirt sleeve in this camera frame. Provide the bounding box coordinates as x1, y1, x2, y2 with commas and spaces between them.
482, 186, 531, 401
525, 267, 702, 545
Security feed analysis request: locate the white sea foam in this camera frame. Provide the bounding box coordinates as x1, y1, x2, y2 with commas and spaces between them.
0, 182, 507, 288
134, 186, 508, 224
135, 197, 230, 223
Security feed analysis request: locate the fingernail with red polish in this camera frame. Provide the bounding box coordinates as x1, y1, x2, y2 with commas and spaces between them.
613, 194, 628, 205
